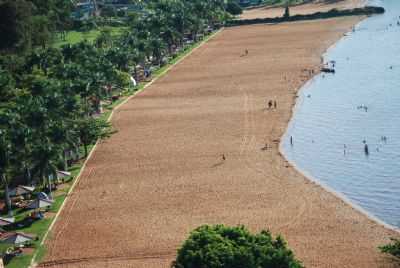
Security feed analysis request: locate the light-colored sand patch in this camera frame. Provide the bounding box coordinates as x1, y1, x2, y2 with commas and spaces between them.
240, 0, 366, 20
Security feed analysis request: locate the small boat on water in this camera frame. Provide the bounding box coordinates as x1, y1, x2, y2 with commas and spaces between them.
321, 67, 335, 73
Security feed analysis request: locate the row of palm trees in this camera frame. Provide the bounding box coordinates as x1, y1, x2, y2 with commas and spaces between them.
0, 0, 228, 215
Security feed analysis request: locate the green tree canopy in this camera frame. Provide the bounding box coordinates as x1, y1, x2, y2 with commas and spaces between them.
173, 224, 303, 268
226, 0, 243, 16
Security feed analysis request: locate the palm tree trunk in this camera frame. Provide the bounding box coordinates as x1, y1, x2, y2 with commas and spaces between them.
74, 145, 80, 161
134, 66, 138, 82
46, 174, 52, 199
63, 151, 68, 170
25, 165, 32, 185
84, 143, 88, 158
2, 173, 12, 216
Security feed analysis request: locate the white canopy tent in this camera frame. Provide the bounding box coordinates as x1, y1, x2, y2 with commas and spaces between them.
0, 217, 15, 227
57, 170, 71, 179
0, 232, 35, 245
9, 186, 35, 197
26, 198, 54, 210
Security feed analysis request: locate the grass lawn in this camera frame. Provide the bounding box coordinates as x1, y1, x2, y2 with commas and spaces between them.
52, 26, 127, 48
0, 29, 220, 268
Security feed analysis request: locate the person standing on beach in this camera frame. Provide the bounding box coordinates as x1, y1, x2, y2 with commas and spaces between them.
268, 100, 272, 109
274, 100, 277, 109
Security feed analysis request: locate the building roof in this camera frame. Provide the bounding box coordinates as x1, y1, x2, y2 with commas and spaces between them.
9, 185, 35, 197
0, 232, 35, 244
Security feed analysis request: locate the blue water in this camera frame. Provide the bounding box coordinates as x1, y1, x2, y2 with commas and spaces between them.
282, 0, 400, 228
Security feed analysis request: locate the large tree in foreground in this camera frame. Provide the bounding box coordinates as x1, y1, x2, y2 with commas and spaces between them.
173, 224, 303, 268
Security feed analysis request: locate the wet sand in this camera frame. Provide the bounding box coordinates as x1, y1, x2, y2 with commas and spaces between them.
40, 3, 398, 268
240, 0, 366, 20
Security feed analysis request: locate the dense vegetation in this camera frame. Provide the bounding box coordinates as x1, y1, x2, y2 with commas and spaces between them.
227, 0, 243, 15
173, 225, 304, 268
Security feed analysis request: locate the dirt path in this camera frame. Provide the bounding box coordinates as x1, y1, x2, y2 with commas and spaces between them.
41, 16, 398, 268
240, 0, 366, 20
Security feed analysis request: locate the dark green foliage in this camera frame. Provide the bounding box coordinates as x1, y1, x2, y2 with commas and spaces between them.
173, 225, 303, 268
0, 0, 34, 52
102, 6, 117, 18
0, 0, 73, 52
226, 1, 243, 15
380, 238, 400, 260
77, 117, 115, 157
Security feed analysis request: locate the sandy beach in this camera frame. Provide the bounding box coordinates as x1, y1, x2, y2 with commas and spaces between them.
240, 0, 366, 20
40, 1, 399, 268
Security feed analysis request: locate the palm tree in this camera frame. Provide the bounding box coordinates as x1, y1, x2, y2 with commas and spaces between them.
32, 137, 62, 199
0, 129, 13, 216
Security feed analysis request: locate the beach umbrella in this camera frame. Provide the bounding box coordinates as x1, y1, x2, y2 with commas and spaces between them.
26, 198, 54, 210
37, 192, 49, 200
0, 232, 35, 245
0, 217, 15, 227
9, 185, 35, 197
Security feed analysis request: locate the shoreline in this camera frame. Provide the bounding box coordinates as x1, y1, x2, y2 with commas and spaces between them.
279, 11, 400, 234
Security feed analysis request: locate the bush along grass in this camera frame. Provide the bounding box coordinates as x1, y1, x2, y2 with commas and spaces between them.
173, 224, 303, 268
380, 238, 400, 261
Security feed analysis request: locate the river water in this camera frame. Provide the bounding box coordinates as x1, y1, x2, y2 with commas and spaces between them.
282, 0, 400, 228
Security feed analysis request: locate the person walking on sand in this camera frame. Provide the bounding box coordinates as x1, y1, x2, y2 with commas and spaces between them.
245, 49, 248, 55
222, 154, 226, 161
273, 100, 277, 109
268, 100, 272, 109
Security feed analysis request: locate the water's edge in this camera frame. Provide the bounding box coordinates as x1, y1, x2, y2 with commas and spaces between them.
278, 16, 400, 234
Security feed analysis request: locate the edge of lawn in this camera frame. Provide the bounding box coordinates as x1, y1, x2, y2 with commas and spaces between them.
27, 28, 223, 268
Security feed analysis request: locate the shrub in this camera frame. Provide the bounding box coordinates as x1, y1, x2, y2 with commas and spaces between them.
380, 238, 400, 260
226, 1, 243, 15
173, 224, 303, 268
284, 5, 290, 19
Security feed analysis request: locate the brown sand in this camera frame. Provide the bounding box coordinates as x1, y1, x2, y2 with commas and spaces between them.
40, 9, 399, 268
240, 0, 366, 20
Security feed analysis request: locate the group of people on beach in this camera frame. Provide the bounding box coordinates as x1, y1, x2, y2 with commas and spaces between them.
240, 49, 249, 57
357, 105, 368, 112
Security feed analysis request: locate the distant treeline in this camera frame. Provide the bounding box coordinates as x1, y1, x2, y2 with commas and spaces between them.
227, 6, 385, 26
